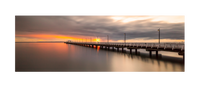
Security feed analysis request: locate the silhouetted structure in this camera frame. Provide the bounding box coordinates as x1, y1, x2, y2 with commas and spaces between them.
65, 42, 184, 62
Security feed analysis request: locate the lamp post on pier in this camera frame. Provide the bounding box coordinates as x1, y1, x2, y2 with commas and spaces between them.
124, 33, 126, 45
158, 28, 160, 44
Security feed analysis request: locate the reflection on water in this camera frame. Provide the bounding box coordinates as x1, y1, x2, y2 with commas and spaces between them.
15, 43, 184, 72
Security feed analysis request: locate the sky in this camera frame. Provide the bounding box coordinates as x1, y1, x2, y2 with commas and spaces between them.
15, 16, 184, 43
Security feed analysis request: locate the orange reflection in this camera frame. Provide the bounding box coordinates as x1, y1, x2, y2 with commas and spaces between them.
32, 43, 76, 57
97, 46, 100, 52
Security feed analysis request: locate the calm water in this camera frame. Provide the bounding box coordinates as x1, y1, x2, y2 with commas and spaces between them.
15, 43, 184, 72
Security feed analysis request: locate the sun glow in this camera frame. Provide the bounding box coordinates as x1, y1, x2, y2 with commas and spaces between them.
16, 34, 88, 42
15, 34, 103, 42
96, 38, 100, 42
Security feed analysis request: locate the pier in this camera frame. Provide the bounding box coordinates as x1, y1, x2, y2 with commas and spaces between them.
65, 42, 184, 63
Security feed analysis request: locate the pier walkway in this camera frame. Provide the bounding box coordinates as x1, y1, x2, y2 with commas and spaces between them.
65, 42, 184, 61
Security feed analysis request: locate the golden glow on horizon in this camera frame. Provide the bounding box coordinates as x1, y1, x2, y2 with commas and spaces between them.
16, 34, 87, 42
15, 34, 101, 42
15, 34, 184, 43
96, 38, 100, 42
15, 36, 184, 43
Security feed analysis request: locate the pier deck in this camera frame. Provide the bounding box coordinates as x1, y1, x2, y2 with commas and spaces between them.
65, 42, 184, 63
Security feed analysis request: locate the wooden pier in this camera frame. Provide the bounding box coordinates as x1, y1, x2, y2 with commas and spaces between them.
65, 42, 184, 62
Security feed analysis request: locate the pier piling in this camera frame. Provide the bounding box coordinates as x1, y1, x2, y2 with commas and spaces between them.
130, 49, 132, 54
149, 51, 152, 57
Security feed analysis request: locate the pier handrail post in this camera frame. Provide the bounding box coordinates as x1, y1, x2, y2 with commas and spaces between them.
158, 28, 160, 44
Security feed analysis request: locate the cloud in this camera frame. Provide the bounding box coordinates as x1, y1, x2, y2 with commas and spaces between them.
15, 16, 184, 41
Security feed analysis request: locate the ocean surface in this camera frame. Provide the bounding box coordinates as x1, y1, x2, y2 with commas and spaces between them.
15, 43, 184, 72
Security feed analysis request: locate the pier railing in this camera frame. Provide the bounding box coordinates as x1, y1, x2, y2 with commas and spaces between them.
66, 42, 184, 51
